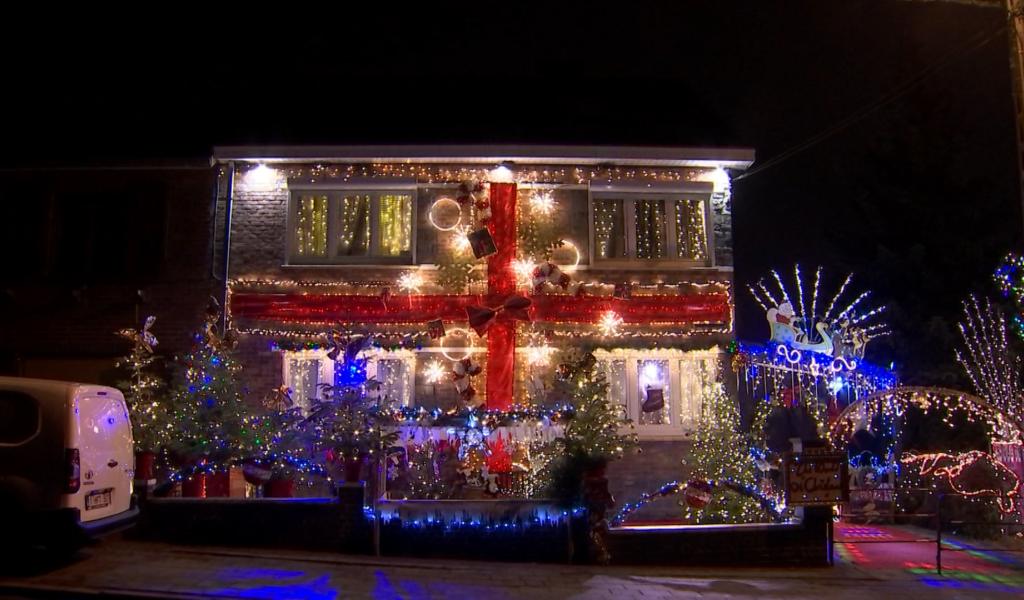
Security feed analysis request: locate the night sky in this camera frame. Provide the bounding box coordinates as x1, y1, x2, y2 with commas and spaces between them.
3, 1, 1020, 383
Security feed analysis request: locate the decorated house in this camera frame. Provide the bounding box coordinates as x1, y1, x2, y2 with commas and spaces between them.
212, 145, 754, 504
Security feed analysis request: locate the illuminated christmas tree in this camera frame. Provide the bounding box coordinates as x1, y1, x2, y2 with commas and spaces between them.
169, 299, 259, 467
685, 382, 765, 524
543, 351, 638, 504
114, 316, 169, 453
557, 351, 637, 461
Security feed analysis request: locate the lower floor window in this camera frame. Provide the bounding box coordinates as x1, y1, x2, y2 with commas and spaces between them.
281, 350, 416, 412
281, 346, 722, 432
594, 348, 723, 438
282, 353, 327, 413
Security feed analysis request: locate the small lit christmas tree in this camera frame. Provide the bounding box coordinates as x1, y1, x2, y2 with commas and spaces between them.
543, 350, 638, 505
685, 381, 765, 523
168, 299, 259, 467
557, 351, 637, 460
115, 316, 169, 453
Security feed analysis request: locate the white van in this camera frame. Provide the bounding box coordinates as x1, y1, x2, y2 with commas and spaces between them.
0, 377, 138, 549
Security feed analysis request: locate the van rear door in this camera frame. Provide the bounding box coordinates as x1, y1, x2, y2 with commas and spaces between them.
70, 389, 134, 522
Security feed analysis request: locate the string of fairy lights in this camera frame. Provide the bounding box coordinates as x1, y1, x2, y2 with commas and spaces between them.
956, 295, 1022, 426
232, 162, 721, 188
295, 195, 328, 257
635, 199, 664, 259
228, 277, 731, 295
830, 387, 1021, 446
676, 199, 707, 261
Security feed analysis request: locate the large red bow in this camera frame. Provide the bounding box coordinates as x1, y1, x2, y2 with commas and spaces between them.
465, 295, 533, 337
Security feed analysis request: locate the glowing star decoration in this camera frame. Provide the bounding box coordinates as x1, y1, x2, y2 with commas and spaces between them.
752, 265, 888, 360
528, 190, 555, 215
451, 225, 473, 254
397, 271, 424, 294
525, 342, 555, 367
599, 311, 624, 336
512, 258, 537, 287
423, 359, 447, 384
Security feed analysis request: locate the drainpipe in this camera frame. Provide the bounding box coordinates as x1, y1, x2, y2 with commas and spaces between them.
209, 165, 223, 281
220, 161, 235, 332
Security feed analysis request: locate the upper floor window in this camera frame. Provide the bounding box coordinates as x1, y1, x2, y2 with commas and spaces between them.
289, 189, 414, 264
591, 193, 709, 265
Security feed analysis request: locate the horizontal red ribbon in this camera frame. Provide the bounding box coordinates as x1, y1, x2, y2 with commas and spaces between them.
230, 291, 730, 326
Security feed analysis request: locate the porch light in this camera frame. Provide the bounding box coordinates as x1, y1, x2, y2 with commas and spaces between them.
243, 163, 278, 190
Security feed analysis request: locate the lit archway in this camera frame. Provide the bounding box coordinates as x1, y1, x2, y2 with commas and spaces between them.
829, 386, 1023, 447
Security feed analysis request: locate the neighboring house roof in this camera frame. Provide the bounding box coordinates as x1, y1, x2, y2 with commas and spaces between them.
211, 145, 754, 170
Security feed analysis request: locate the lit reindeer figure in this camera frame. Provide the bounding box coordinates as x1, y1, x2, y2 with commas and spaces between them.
902, 450, 1021, 514
750, 266, 888, 360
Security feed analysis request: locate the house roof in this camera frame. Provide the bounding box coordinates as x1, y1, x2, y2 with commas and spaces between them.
211, 145, 754, 170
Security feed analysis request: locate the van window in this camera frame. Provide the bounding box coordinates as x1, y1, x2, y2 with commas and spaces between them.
0, 391, 40, 443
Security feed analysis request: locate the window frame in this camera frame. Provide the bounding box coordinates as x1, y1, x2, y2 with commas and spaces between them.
280, 348, 420, 413
280, 350, 333, 414
365, 349, 417, 408
588, 191, 713, 269
594, 347, 723, 439
286, 185, 418, 265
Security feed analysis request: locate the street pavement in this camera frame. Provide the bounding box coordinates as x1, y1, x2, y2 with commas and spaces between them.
0, 523, 1021, 599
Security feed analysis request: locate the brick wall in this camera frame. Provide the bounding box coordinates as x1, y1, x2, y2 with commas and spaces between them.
136, 484, 371, 553
234, 332, 282, 400
0, 166, 217, 383
608, 440, 695, 522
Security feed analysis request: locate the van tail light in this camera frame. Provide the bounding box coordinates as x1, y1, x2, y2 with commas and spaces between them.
65, 448, 80, 494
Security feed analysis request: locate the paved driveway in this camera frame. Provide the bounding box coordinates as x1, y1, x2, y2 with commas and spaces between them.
0, 527, 1021, 599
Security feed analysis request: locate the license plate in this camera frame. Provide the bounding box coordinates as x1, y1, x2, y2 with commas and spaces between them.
85, 489, 112, 510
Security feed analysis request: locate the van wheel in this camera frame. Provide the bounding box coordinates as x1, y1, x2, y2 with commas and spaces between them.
0, 497, 26, 544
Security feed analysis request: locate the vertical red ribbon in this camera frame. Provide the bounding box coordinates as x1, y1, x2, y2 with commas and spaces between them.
485, 182, 517, 410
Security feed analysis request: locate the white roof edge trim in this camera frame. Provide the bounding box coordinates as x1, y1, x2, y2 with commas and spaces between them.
212, 145, 755, 169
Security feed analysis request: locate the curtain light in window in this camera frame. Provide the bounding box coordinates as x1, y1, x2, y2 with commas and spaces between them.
378, 194, 412, 256
295, 195, 328, 257
338, 195, 371, 255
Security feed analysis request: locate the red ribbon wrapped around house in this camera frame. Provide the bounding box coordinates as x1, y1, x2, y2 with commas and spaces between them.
465, 295, 533, 337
